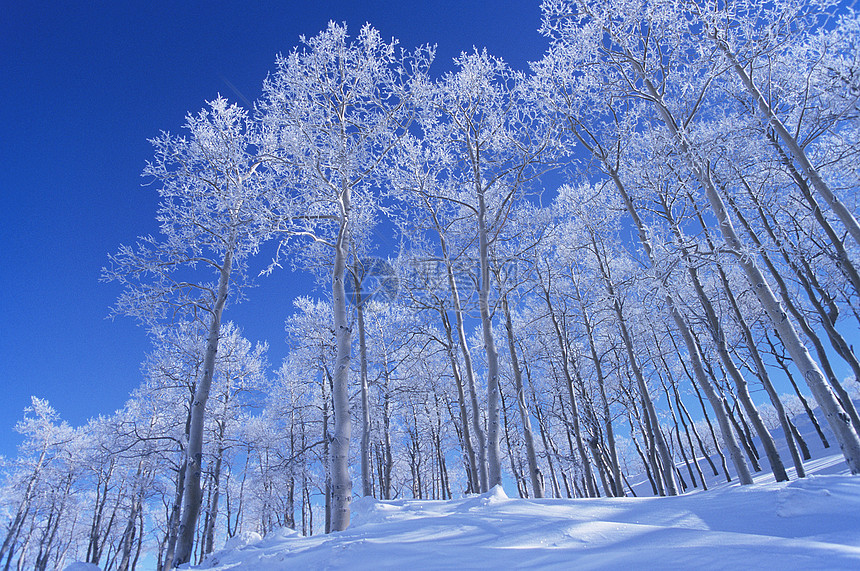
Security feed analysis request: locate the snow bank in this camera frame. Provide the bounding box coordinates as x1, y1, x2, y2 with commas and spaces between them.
777, 474, 860, 517
222, 530, 263, 551
63, 564, 102, 571
195, 464, 860, 570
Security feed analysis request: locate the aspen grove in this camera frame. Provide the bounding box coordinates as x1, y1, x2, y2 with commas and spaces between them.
3, 2, 860, 569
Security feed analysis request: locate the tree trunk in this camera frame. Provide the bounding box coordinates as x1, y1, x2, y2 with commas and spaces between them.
652, 331, 709, 489
174, 246, 233, 565
499, 388, 525, 496
439, 308, 480, 494
86, 462, 115, 565
355, 280, 373, 498
721, 276, 805, 477
330, 209, 353, 530
655, 362, 698, 489
795, 255, 860, 386
162, 453, 187, 571
677, 373, 717, 482
730, 188, 860, 442
629, 410, 658, 495
203, 443, 224, 554
381, 367, 395, 500
477, 189, 503, 490
445, 258, 489, 492
726, 394, 761, 471
639, 71, 860, 474
321, 366, 332, 534
118, 490, 141, 571
528, 367, 561, 498
540, 281, 597, 497
589, 230, 678, 495
660, 195, 787, 482
579, 290, 624, 496
687, 199, 807, 478
501, 293, 544, 498
745, 198, 860, 436
589, 139, 752, 485
765, 332, 831, 449
789, 420, 812, 461
0, 442, 49, 566
712, 34, 860, 248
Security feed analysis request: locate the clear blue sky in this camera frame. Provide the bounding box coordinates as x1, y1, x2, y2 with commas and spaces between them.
0, 1, 547, 457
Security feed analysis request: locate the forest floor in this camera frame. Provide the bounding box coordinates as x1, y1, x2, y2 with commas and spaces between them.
190, 451, 859, 570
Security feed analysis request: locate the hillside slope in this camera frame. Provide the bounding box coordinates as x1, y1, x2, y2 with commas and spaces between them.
194, 454, 860, 570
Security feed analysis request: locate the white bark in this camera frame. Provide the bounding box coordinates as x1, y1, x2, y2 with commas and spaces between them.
477, 188, 503, 490
330, 189, 353, 531
639, 73, 860, 474
439, 308, 481, 493
661, 197, 788, 482
590, 231, 678, 496
599, 156, 753, 485
174, 247, 233, 565
713, 35, 860, 248
355, 279, 373, 497
446, 260, 489, 492
501, 293, 544, 498
539, 278, 598, 497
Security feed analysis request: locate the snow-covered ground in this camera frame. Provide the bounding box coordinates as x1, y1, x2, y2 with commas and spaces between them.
188, 453, 859, 570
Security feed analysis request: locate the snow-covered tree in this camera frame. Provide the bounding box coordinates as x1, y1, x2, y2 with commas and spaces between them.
104, 97, 276, 563
257, 22, 432, 531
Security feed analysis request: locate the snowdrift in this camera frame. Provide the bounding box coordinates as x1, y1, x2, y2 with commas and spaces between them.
194, 463, 860, 570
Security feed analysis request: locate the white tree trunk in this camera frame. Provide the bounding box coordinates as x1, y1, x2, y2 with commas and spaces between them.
713, 36, 860, 248
702, 178, 860, 474
600, 160, 753, 485
330, 206, 353, 531
174, 247, 233, 565
662, 199, 788, 482
540, 282, 598, 497
501, 293, 544, 498
440, 308, 481, 493
720, 262, 807, 478
640, 74, 860, 474
592, 235, 678, 496
355, 287, 373, 497
581, 304, 624, 496
477, 190, 503, 490
445, 259, 489, 492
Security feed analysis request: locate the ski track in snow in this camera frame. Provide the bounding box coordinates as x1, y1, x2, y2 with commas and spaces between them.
189, 455, 860, 571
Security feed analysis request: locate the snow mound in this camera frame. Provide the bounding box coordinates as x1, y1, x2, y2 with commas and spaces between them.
223, 530, 263, 551
485, 484, 508, 503
63, 564, 101, 571
457, 484, 510, 513
777, 474, 860, 517
349, 495, 383, 527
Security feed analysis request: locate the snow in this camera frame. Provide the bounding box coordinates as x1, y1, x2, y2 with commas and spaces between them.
193, 457, 860, 570
63, 563, 102, 571
222, 530, 265, 551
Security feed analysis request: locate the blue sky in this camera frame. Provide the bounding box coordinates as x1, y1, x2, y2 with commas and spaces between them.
0, 1, 547, 457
